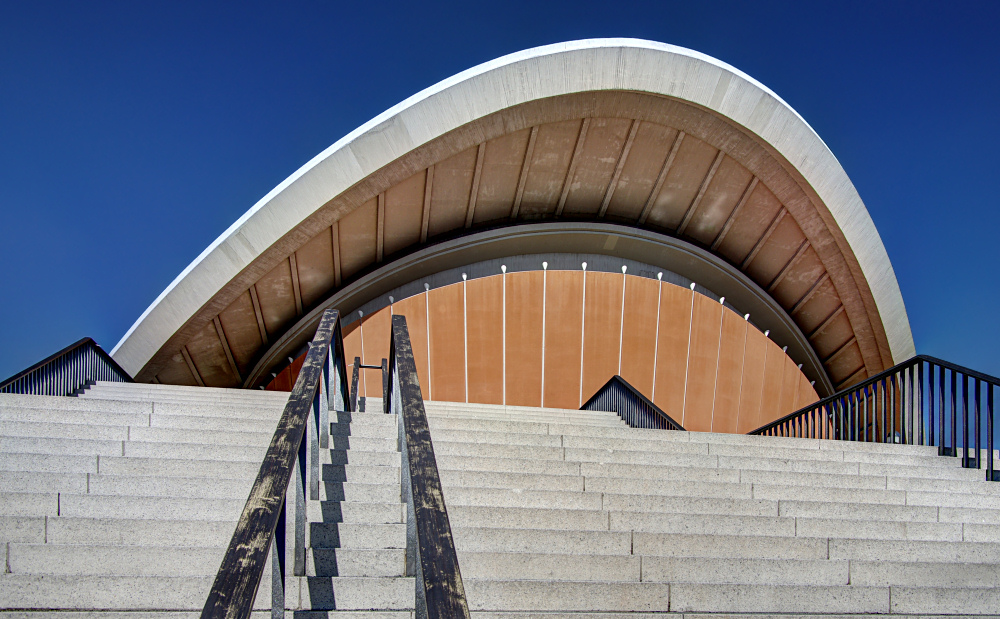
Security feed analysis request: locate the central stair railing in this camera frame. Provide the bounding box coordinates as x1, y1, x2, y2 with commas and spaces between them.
201, 309, 349, 618
201, 309, 468, 618
750, 354, 1000, 481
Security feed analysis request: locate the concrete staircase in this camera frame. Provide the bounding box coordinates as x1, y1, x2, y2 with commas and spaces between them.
416, 400, 1000, 616
3, 382, 1000, 615
0, 381, 411, 616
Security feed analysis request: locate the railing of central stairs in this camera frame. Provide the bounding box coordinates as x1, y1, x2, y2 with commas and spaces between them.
751, 354, 1000, 482
200, 309, 470, 618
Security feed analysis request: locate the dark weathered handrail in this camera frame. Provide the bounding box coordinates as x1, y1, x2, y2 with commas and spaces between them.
385, 314, 470, 618
201, 309, 348, 619
582, 375, 685, 431
0, 337, 132, 396
749, 354, 1000, 481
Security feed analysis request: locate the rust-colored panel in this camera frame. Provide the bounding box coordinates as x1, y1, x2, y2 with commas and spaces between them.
712, 311, 747, 434
796, 372, 819, 411
745, 214, 806, 286
360, 308, 392, 398
338, 197, 378, 280
505, 271, 544, 406
683, 294, 723, 432
717, 181, 782, 265
218, 291, 263, 376
646, 135, 719, 230
581, 271, 625, 403
757, 338, 790, 427
474, 129, 530, 224
342, 322, 365, 397
392, 294, 430, 400
606, 123, 677, 222
564, 118, 633, 216
295, 229, 335, 309
652, 283, 693, 421
427, 283, 466, 402
289, 354, 304, 389
520, 120, 581, 218
543, 270, 584, 409
772, 247, 825, 309
777, 354, 802, 418
685, 156, 753, 246
619, 275, 660, 396
256, 260, 297, 337
186, 321, 238, 387
266, 365, 292, 392
466, 276, 504, 404
736, 326, 767, 433
383, 172, 425, 257
429, 147, 477, 238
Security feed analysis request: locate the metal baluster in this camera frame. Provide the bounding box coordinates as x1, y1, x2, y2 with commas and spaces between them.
962, 375, 971, 467
309, 388, 320, 500
988, 385, 996, 481
975, 379, 982, 469
951, 370, 958, 457
271, 511, 285, 618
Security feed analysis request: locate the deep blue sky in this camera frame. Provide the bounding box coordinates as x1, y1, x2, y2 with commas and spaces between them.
2, 1, 998, 381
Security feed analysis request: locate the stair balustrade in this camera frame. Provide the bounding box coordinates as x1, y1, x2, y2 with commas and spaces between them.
750, 355, 1000, 481
0, 337, 131, 396
582, 375, 685, 431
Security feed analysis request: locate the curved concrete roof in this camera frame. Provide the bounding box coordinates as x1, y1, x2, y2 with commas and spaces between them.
112, 38, 913, 389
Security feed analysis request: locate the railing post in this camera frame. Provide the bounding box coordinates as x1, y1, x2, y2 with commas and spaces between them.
351, 357, 361, 412
988, 385, 997, 481
271, 519, 285, 618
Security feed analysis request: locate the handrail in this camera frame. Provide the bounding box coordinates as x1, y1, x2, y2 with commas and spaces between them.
749, 354, 999, 481
385, 314, 470, 618
201, 309, 349, 619
582, 375, 685, 431
0, 337, 132, 396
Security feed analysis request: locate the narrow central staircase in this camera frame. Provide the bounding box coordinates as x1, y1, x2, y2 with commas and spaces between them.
2, 383, 1000, 615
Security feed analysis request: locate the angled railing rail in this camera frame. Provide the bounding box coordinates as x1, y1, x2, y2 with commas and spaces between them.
201, 308, 349, 619
385, 314, 470, 618
0, 337, 132, 396
750, 354, 1000, 481
582, 375, 685, 431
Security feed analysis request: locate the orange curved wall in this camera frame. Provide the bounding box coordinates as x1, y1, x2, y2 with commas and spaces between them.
269, 272, 818, 433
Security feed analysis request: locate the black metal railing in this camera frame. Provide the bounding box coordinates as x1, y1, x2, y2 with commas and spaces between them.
385, 314, 470, 618
582, 375, 685, 431
350, 356, 389, 412
750, 354, 1000, 481
0, 337, 132, 396
201, 309, 349, 618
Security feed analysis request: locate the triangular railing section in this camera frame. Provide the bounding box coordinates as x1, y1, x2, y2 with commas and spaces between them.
582, 375, 685, 431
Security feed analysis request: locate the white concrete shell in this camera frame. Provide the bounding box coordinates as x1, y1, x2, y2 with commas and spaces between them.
112, 38, 913, 383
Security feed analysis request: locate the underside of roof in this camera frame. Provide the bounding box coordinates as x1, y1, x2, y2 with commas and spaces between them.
111, 39, 914, 391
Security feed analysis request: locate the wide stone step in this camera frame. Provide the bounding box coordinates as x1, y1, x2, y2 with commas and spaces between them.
632, 532, 827, 559
8, 543, 226, 576
452, 526, 630, 555
0, 574, 235, 610
0, 408, 150, 427
308, 523, 406, 549
307, 548, 405, 577
297, 576, 414, 611
641, 556, 848, 586
0, 420, 129, 441
44, 516, 237, 546
306, 500, 403, 524
666, 583, 887, 614
439, 469, 584, 492
463, 580, 670, 612
0, 394, 149, 413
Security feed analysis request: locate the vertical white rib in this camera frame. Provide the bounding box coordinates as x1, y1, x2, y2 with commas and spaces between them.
424, 285, 432, 401
502, 265, 507, 406
651, 273, 663, 402
579, 263, 588, 407
540, 262, 548, 407
618, 267, 627, 376
463, 275, 470, 402
680, 284, 696, 426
